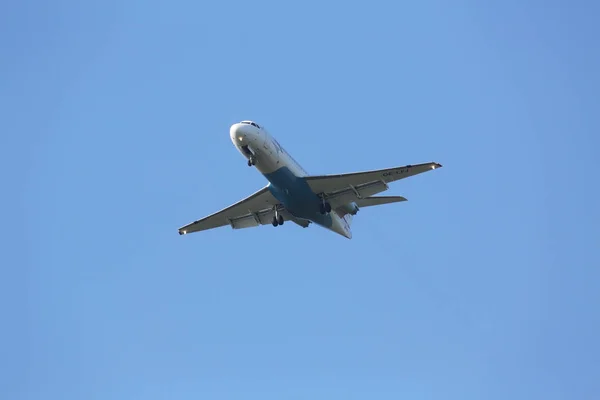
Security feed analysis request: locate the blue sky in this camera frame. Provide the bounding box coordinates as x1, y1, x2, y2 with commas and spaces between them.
3, 0, 599, 399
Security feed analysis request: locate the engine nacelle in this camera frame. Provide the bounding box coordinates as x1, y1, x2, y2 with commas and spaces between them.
338, 202, 360, 216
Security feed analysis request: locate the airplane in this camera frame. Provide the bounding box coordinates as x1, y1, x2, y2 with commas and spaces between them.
178, 120, 442, 239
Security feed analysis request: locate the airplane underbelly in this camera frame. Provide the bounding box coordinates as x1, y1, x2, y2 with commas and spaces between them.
265, 168, 320, 217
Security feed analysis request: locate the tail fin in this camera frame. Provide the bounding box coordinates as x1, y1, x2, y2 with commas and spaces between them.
337, 197, 405, 238
334, 204, 356, 238
340, 212, 354, 238
343, 212, 354, 227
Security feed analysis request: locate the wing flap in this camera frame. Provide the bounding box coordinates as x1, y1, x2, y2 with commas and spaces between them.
324, 180, 390, 208
306, 162, 442, 195
229, 213, 261, 229
225, 207, 308, 229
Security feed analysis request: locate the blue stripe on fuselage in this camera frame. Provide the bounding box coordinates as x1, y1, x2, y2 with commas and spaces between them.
263, 166, 333, 228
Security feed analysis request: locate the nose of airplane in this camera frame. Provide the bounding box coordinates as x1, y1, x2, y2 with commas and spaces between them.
230, 123, 253, 144
230, 123, 244, 143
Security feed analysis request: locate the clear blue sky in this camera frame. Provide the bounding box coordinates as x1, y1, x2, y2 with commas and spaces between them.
3, 1, 599, 399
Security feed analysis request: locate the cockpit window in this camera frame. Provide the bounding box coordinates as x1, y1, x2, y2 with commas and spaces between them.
240, 120, 261, 129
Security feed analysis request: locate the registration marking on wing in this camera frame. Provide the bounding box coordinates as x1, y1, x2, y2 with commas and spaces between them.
381, 168, 411, 178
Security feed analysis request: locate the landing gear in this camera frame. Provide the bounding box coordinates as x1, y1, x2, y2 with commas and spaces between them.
271, 209, 284, 227
247, 156, 256, 167
319, 200, 332, 214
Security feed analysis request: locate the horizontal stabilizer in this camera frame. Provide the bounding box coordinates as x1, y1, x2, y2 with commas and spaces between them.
355, 196, 407, 208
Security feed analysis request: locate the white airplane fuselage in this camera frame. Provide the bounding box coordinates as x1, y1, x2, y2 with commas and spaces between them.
230, 121, 353, 238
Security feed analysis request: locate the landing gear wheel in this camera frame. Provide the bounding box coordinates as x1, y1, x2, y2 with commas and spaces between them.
272, 211, 284, 227
247, 157, 256, 167
319, 201, 332, 214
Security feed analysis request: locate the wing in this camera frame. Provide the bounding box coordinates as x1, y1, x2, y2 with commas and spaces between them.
305, 162, 442, 206
178, 186, 280, 235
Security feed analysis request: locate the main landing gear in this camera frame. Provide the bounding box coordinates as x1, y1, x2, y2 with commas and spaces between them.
271, 209, 284, 227
319, 199, 332, 215
247, 156, 256, 167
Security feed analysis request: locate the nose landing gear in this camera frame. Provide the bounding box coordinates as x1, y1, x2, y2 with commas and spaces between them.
241, 145, 256, 166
